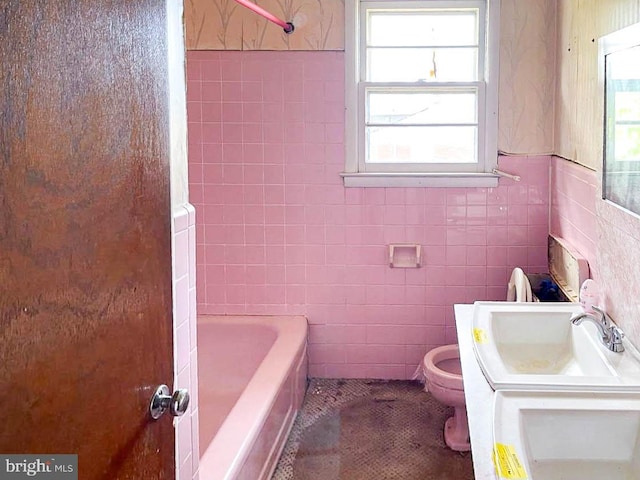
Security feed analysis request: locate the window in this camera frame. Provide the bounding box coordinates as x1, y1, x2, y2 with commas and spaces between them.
343, 0, 500, 187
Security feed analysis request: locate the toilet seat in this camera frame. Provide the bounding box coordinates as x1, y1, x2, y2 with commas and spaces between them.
507, 267, 533, 302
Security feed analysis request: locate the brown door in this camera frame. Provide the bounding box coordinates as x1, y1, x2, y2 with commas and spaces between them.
0, 0, 178, 478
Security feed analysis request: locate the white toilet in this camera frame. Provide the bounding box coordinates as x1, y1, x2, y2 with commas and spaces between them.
422, 267, 533, 451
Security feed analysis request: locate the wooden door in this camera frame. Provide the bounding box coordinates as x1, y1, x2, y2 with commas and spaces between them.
0, 0, 178, 478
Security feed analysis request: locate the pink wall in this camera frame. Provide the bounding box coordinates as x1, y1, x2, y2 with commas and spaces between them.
187, 51, 551, 379
550, 157, 598, 279
550, 156, 640, 347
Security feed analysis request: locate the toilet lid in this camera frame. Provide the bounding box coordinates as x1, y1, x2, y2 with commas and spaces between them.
506, 267, 533, 302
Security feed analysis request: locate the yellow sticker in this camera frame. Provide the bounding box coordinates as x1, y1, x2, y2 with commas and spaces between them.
492, 443, 528, 479
473, 328, 488, 344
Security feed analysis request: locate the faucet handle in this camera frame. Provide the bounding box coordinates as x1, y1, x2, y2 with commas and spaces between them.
591, 305, 611, 327
613, 326, 625, 340
610, 326, 625, 352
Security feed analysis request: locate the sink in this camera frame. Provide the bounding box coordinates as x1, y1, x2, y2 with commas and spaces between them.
493, 390, 640, 480
472, 302, 640, 390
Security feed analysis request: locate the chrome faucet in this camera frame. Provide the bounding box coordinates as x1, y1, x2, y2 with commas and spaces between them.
570, 305, 625, 353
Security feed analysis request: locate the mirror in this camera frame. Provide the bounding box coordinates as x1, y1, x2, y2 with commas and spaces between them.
602, 24, 640, 216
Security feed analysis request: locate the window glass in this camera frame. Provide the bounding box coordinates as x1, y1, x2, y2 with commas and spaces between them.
367, 48, 478, 82
367, 126, 477, 163
366, 91, 477, 125
368, 11, 478, 47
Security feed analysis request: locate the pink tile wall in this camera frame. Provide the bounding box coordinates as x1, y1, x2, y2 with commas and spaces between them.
187, 50, 551, 379
550, 156, 599, 279
551, 155, 640, 348
173, 204, 199, 480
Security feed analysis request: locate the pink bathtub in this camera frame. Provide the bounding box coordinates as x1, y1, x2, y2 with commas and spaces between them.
197, 315, 308, 480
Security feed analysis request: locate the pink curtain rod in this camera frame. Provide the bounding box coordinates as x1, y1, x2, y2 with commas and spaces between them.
233, 0, 295, 34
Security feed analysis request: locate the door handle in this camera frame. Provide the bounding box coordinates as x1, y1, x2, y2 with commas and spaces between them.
149, 384, 190, 420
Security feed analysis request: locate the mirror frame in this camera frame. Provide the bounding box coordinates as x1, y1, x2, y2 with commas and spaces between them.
599, 22, 640, 218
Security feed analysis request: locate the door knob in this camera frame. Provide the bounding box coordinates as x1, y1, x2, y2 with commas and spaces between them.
149, 384, 190, 420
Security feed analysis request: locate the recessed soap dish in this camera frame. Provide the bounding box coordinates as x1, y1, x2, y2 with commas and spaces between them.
389, 244, 422, 268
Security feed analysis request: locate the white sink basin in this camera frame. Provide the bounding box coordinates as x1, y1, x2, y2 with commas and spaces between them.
493, 390, 640, 480
472, 302, 640, 390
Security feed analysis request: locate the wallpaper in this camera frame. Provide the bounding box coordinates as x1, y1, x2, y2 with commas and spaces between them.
554, 0, 640, 169
185, 0, 344, 50
186, 0, 558, 155
554, 0, 577, 161
498, 0, 557, 155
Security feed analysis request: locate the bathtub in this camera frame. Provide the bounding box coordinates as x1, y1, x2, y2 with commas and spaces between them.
197, 315, 308, 480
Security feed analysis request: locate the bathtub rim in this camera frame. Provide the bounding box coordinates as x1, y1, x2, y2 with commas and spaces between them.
197, 314, 308, 480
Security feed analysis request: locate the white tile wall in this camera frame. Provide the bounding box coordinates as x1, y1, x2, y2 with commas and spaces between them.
173, 204, 199, 480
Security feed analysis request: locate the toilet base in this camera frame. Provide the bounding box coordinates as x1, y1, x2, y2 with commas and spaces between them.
444, 406, 470, 452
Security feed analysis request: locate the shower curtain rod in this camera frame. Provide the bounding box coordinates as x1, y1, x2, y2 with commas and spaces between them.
233, 0, 295, 34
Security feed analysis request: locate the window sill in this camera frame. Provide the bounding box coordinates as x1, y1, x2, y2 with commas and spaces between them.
340, 172, 500, 188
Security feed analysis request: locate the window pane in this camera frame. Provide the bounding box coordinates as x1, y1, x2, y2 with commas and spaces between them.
368, 11, 478, 47
366, 126, 477, 163
367, 91, 477, 125
367, 48, 478, 82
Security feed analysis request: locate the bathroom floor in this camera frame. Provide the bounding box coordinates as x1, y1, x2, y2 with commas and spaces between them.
272, 379, 474, 480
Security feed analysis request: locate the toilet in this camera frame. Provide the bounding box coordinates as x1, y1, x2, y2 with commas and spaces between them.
422, 267, 534, 452
422, 344, 469, 451
422, 238, 588, 451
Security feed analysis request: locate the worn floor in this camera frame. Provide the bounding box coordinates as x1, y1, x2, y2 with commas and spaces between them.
272, 379, 474, 480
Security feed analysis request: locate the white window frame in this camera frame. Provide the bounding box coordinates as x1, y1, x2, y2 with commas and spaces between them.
343, 0, 501, 187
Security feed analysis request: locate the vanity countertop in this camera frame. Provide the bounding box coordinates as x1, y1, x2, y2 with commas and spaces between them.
455, 304, 496, 480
